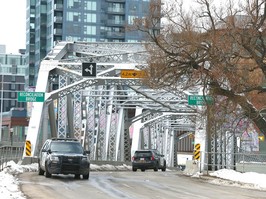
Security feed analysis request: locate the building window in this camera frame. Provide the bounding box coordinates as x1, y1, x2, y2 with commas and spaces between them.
11, 100, 16, 107
84, 37, 96, 42
11, 92, 16, 99
11, 66, 18, 74
67, 0, 81, 9
40, 4, 47, 14
10, 84, 16, 90
85, 1, 96, 11
128, 15, 138, 25
66, 24, 82, 34
84, 26, 96, 35
11, 76, 16, 82
67, 12, 81, 22
30, 0, 35, 6
84, 13, 96, 23
112, 15, 124, 25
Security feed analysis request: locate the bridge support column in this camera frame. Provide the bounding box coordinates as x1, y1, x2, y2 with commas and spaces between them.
131, 107, 143, 155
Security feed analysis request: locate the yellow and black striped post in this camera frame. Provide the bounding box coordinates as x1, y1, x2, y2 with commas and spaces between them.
25, 140, 31, 156
193, 143, 200, 160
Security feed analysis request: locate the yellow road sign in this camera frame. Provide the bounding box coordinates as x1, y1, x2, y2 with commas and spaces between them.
259, 135, 265, 141
121, 70, 147, 78
194, 143, 200, 160
25, 140, 31, 156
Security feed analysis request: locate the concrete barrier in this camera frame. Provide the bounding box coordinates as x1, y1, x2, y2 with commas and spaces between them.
20, 156, 38, 165
183, 160, 199, 175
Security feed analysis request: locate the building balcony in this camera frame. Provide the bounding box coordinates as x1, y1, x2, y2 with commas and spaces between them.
54, 28, 62, 35
106, 0, 125, 2
54, 16, 63, 23
41, 21, 47, 27
54, 4, 63, 10
106, 31, 125, 38
106, 19, 125, 26
107, 7, 125, 14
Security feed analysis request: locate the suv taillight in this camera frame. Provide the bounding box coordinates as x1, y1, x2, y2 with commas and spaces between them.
132, 156, 135, 161
151, 155, 155, 160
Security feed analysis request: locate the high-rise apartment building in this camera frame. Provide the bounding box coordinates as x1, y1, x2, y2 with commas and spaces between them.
0, 53, 27, 112
26, 0, 154, 87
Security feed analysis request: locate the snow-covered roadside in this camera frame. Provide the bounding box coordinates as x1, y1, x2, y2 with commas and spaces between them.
0, 161, 38, 199
209, 169, 266, 190
2, 161, 266, 199
0, 161, 132, 199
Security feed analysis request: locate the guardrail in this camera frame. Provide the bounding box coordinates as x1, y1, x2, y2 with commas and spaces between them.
0, 146, 24, 171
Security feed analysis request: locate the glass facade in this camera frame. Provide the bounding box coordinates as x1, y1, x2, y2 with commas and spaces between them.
0, 53, 27, 112
26, 0, 153, 87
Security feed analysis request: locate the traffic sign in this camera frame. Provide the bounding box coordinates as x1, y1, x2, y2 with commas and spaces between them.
188, 95, 213, 106
25, 140, 31, 156
121, 70, 147, 78
17, 92, 45, 102
194, 143, 200, 160
82, 62, 97, 77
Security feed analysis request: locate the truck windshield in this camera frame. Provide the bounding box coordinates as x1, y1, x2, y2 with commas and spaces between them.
50, 142, 83, 154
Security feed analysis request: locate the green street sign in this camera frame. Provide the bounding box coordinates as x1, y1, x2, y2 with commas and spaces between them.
17, 92, 45, 102
188, 95, 213, 106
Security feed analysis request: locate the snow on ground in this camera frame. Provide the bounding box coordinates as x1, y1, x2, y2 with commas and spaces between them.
208, 169, 266, 190
1, 161, 266, 199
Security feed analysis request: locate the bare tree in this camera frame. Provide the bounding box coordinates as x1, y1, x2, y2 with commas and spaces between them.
130, 0, 266, 134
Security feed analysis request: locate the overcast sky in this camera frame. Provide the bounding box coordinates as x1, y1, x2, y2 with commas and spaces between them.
0, 0, 26, 54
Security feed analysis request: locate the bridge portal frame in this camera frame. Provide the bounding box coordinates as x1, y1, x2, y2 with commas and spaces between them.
23, 41, 197, 165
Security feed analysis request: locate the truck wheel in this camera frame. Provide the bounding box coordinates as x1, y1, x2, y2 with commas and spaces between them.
45, 163, 51, 178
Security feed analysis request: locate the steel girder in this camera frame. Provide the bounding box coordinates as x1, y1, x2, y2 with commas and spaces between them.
135, 113, 196, 167
23, 41, 197, 163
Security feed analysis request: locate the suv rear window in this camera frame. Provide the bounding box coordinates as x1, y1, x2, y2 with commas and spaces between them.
134, 151, 152, 157
50, 142, 83, 154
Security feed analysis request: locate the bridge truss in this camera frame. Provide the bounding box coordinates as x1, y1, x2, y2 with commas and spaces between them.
23, 41, 198, 166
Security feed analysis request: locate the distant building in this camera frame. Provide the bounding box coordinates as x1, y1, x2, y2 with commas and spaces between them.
26, 0, 156, 87
0, 52, 27, 112
0, 52, 28, 145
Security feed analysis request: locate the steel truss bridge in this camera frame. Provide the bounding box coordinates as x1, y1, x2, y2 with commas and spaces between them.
23, 41, 201, 167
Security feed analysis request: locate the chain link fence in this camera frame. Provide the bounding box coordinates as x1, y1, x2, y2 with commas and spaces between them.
202, 152, 266, 174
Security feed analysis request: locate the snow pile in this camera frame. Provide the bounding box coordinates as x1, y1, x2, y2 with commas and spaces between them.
2, 161, 38, 175
0, 161, 37, 199
209, 169, 266, 190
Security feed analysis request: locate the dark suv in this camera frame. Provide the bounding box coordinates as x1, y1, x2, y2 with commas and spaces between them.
38, 138, 90, 179
132, 149, 166, 172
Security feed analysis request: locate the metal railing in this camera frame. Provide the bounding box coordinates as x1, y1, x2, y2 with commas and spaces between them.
0, 146, 24, 171
201, 151, 266, 174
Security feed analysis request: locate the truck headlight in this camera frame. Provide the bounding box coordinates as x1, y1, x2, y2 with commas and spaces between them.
82, 156, 89, 162
50, 156, 59, 162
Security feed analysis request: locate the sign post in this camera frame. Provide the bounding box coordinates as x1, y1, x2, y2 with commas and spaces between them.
17, 92, 45, 102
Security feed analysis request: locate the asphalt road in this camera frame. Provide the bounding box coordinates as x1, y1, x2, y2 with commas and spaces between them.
19, 170, 266, 199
